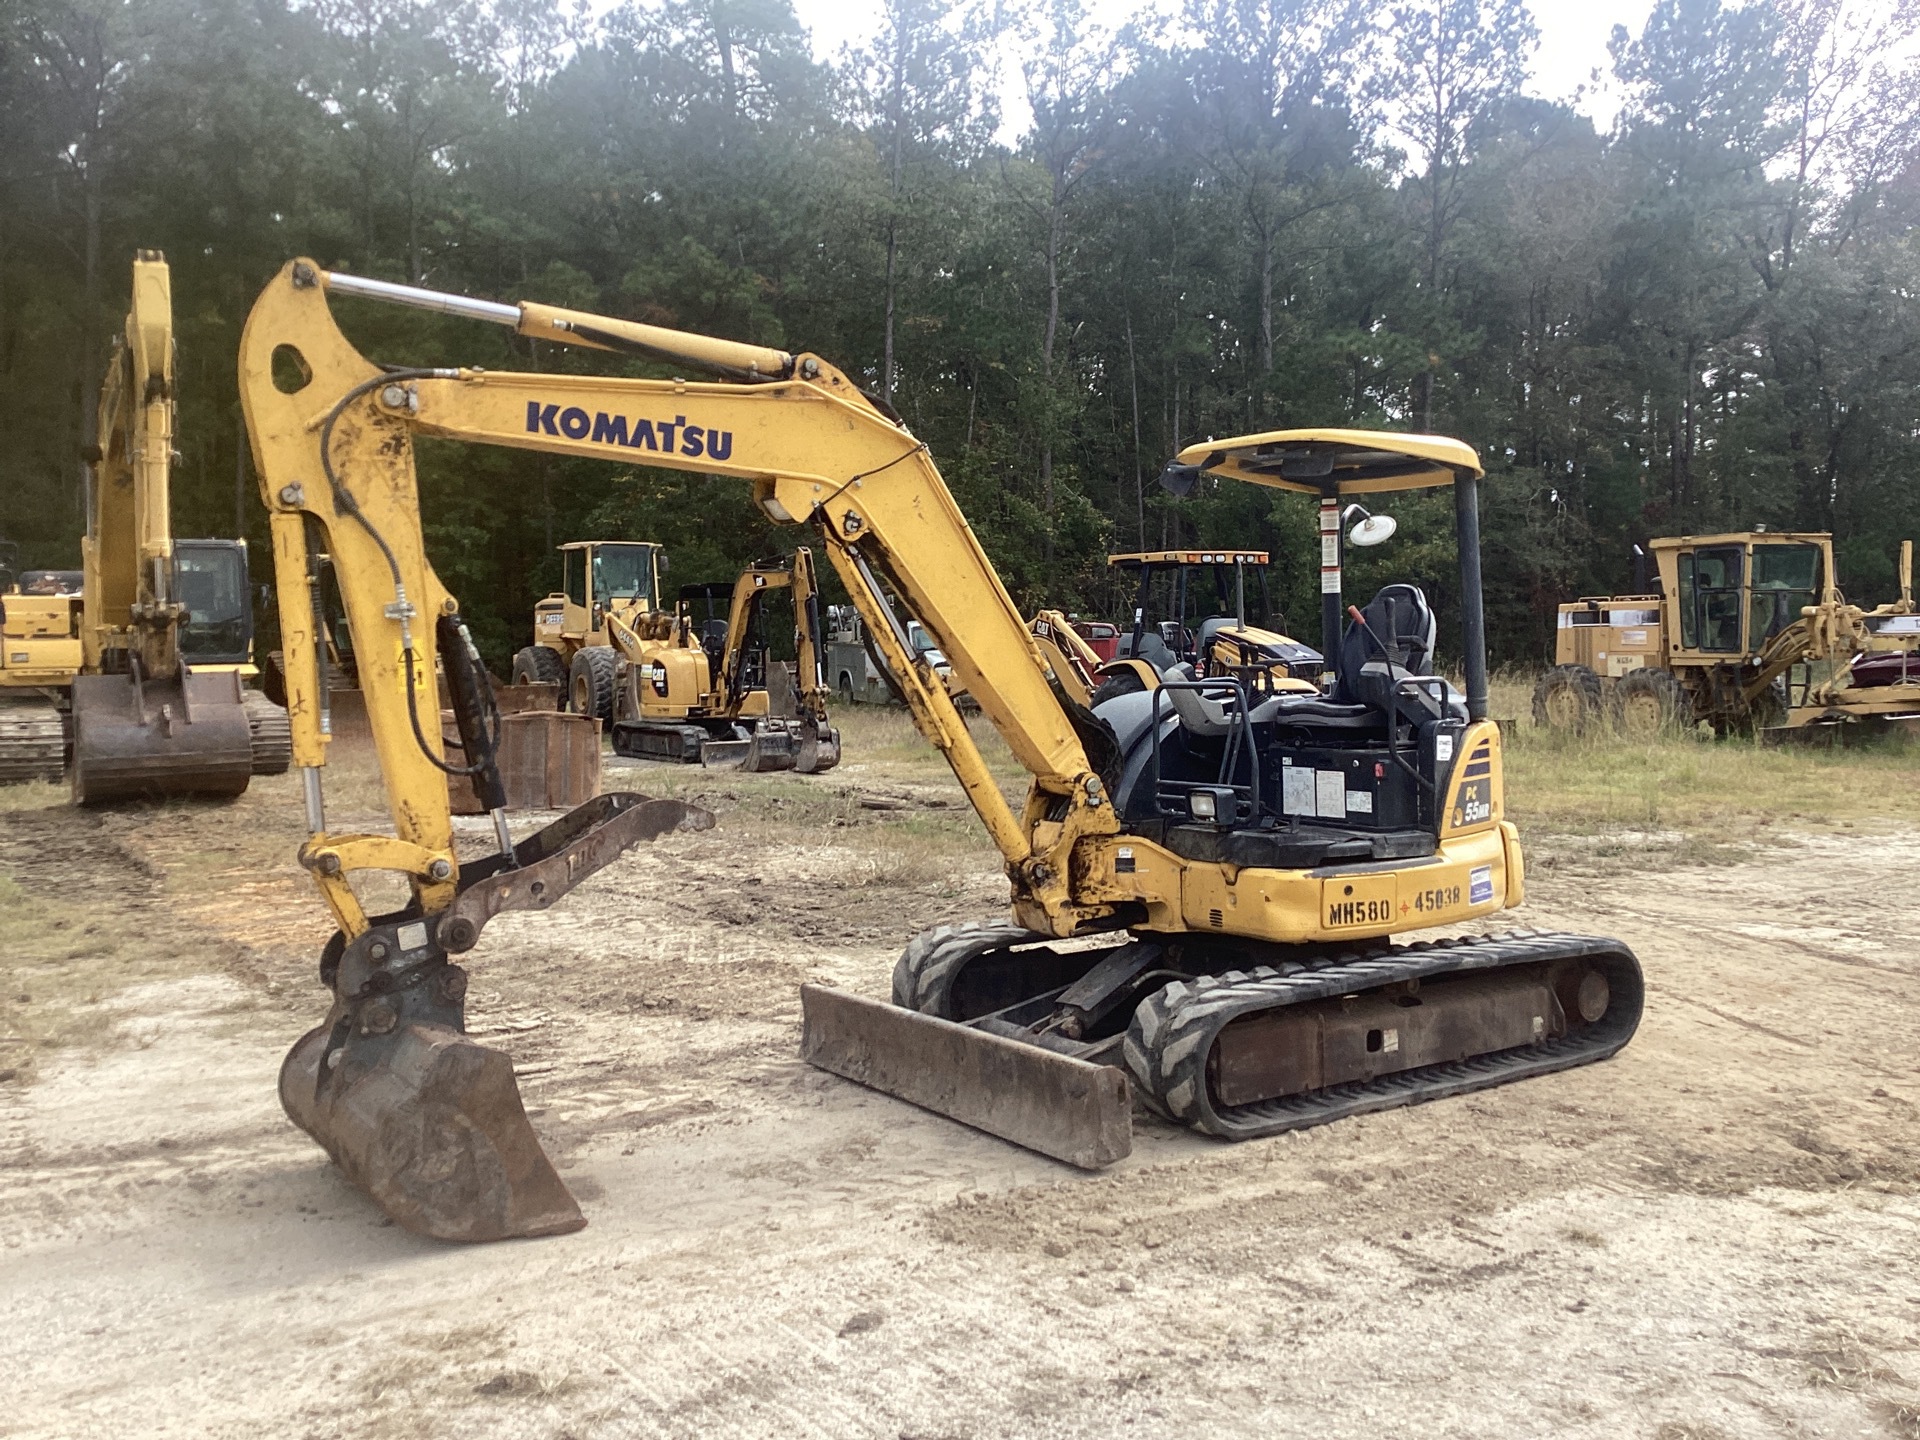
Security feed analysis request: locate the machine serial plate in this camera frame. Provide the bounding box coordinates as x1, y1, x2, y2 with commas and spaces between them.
1323, 874, 1396, 928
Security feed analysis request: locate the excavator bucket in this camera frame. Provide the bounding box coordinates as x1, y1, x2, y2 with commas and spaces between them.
799, 984, 1133, 1168
69, 670, 253, 805
281, 793, 714, 1242
279, 1015, 585, 1242
793, 724, 841, 774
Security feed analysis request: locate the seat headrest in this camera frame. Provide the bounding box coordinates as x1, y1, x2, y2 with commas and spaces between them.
1335, 584, 1437, 710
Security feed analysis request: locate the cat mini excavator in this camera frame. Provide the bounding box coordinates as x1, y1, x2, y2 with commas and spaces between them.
241, 261, 1644, 1227
623, 548, 839, 771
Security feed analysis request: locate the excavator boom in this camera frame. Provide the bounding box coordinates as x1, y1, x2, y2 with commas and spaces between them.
240, 265, 714, 1242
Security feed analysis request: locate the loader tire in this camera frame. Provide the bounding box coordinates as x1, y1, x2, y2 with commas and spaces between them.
512, 645, 566, 689
1611, 667, 1689, 737
567, 646, 618, 727
1532, 664, 1604, 732
892, 921, 1041, 1021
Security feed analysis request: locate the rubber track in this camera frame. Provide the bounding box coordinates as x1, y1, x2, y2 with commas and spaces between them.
1122, 931, 1643, 1139
0, 701, 66, 784
893, 920, 1044, 1018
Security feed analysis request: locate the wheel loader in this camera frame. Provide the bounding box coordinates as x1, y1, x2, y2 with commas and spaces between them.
1535, 531, 1919, 737
0, 252, 290, 799
511, 541, 839, 771
236, 259, 1643, 1241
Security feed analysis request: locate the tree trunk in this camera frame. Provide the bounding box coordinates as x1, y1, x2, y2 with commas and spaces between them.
1258, 223, 1273, 386
881, 26, 907, 406
1125, 307, 1144, 548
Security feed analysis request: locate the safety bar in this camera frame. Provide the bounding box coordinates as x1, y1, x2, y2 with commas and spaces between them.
1147, 677, 1263, 824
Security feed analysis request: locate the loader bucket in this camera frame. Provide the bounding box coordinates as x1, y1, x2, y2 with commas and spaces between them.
283, 793, 715, 1242
800, 984, 1132, 1168
70, 670, 253, 805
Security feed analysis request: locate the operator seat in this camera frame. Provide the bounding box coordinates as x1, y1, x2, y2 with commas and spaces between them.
1335, 584, 1462, 724
1113, 629, 1180, 674
1194, 615, 1238, 659
697, 617, 729, 663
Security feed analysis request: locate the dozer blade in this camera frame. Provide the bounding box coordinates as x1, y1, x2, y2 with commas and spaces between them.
285, 792, 715, 1242
800, 984, 1132, 1168
71, 670, 253, 804
701, 728, 796, 772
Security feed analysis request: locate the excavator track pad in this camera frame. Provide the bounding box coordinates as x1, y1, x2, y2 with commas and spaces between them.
281, 792, 714, 1242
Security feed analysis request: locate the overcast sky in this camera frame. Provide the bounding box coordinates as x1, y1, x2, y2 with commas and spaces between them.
790, 0, 1659, 131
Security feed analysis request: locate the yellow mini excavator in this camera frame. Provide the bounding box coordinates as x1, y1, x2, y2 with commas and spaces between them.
512, 542, 838, 771
239, 261, 1643, 1236
0, 252, 291, 800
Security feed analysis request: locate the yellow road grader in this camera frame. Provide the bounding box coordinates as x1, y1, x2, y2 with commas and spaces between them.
1536, 531, 1918, 737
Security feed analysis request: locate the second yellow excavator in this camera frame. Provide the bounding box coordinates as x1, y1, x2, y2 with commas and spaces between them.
512, 541, 838, 771
0, 252, 290, 801
239, 261, 1643, 1239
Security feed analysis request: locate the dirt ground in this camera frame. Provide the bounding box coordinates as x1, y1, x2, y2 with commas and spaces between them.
3, 733, 1919, 1440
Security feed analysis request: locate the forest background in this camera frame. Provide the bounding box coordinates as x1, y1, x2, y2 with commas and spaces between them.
4, 0, 1919, 669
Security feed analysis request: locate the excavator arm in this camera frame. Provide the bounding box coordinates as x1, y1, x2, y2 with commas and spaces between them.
714, 549, 831, 721
241, 265, 715, 1242
68, 252, 256, 804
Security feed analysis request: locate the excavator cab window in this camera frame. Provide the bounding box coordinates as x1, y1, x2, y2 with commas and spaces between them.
174, 542, 251, 665
1692, 546, 1744, 653
1749, 544, 1820, 645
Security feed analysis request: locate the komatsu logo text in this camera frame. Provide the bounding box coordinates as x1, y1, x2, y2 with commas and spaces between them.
526, 402, 734, 461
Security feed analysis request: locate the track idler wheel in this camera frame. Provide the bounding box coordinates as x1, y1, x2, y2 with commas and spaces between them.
282, 920, 584, 1243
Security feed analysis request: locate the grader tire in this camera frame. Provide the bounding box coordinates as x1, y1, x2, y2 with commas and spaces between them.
1612, 667, 1690, 737
567, 647, 618, 727
1532, 664, 1605, 732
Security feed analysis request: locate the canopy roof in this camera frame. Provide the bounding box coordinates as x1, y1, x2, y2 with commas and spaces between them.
1171, 428, 1483, 497
1107, 550, 1268, 568
1646, 532, 1831, 551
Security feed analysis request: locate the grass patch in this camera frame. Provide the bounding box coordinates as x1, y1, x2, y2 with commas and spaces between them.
1490, 675, 1917, 859
0, 871, 153, 1085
